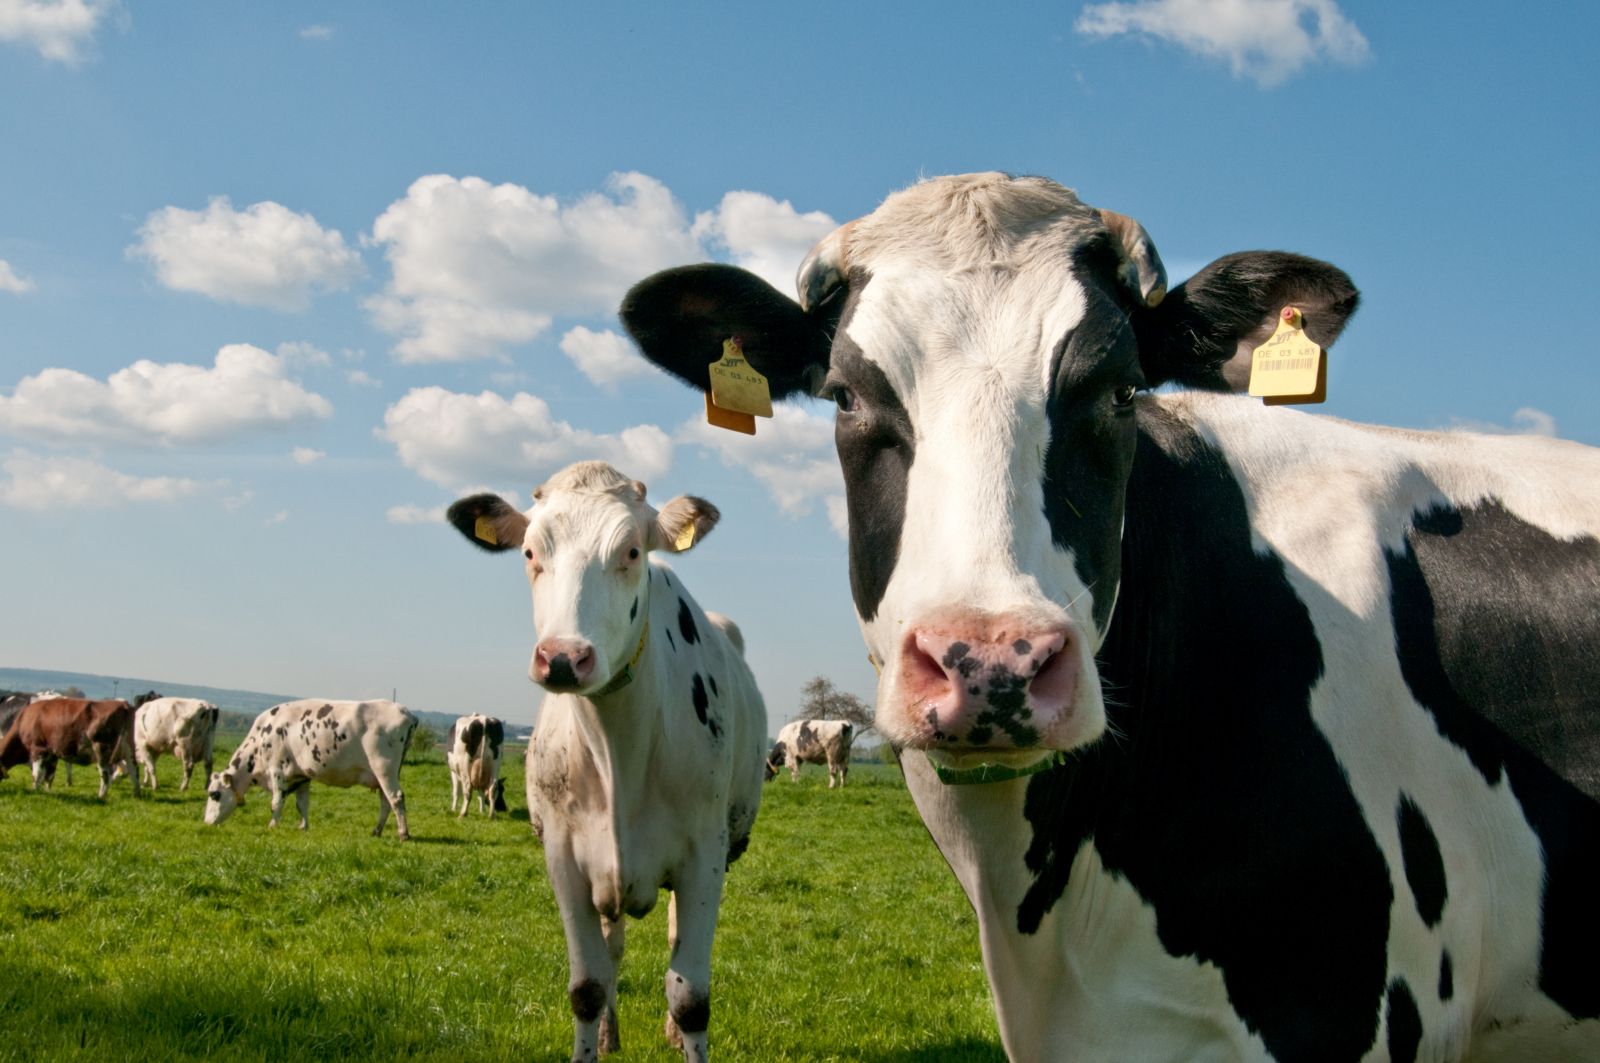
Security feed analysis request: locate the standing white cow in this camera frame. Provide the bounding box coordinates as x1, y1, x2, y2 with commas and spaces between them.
203, 699, 416, 839
446, 713, 504, 817
765, 720, 855, 788
448, 460, 766, 1063
132, 697, 218, 790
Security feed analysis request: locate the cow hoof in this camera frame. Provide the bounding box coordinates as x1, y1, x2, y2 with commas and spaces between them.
397, 831, 410, 842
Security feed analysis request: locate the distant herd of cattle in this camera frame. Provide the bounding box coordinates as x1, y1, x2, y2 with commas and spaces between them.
9, 171, 1600, 1061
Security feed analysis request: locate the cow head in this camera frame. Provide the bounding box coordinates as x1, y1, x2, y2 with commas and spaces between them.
203, 768, 246, 824
622, 173, 1357, 772
448, 460, 720, 696
764, 741, 787, 780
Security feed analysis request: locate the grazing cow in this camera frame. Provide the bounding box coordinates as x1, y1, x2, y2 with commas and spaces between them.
765, 719, 855, 787
448, 460, 766, 1062
203, 699, 417, 838
131, 697, 219, 791
621, 173, 1600, 1061
446, 713, 505, 817
0, 693, 29, 738
0, 697, 141, 799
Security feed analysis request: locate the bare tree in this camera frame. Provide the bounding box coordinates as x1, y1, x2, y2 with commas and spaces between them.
795, 676, 875, 738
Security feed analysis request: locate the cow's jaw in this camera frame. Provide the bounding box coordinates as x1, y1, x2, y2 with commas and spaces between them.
837, 269, 1120, 761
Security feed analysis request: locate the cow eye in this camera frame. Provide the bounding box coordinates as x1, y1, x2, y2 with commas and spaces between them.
830, 386, 857, 413
1112, 383, 1138, 408
523, 548, 533, 559
207, 789, 221, 801
628, 547, 639, 560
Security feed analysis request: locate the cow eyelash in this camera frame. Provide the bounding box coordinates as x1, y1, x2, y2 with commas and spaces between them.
1112, 383, 1139, 409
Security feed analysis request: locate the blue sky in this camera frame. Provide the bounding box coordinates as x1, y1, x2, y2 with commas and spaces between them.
2, 1, 1596, 728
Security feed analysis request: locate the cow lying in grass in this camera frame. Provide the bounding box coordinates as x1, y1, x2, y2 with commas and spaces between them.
203, 698, 417, 839
448, 460, 766, 1063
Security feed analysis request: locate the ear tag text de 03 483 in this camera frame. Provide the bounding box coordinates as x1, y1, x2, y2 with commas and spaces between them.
705, 336, 772, 434
1248, 307, 1327, 405
674, 521, 697, 551
473, 516, 499, 546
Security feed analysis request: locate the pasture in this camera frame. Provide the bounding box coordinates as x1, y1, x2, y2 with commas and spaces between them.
0, 743, 1001, 1062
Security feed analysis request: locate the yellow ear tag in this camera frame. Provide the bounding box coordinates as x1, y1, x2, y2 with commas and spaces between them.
674, 522, 697, 551
708, 337, 774, 418
473, 515, 498, 546
1248, 307, 1327, 405
704, 392, 756, 435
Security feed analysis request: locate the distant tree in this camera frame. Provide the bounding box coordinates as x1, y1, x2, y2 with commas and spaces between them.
407, 726, 437, 760
795, 676, 875, 738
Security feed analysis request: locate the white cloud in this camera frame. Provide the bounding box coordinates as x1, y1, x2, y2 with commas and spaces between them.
266, 510, 289, 525
0, 450, 202, 509
379, 386, 673, 490
365, 173, 837, 363
346, 369, 381, 388
0, 343, 333, 446
298, 23, 333, 40
1076, 0, 1370, 87
366, 172, 700, 363
130, 196, 364, 310
692, 191, 838, 295
0, 259, 35, 294
0, 0, 117, 65
678, 404, 844, 536
825, 495, 849, 537
276, 340, 332, 369
559, 326, 657, 391
223, 489, 254, 513
386, 503, 446, 525
291, 446, 325, 465
1450, 406, 1559, 438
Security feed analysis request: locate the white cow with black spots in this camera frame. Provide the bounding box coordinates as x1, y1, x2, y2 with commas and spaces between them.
446, 713, 504, 817
766, 719, 855, 787
448, 460, 766, 1063
203, 699, 417, 839
132, 697, 218, 790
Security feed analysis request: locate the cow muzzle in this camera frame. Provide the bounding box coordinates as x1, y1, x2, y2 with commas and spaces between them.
531, 638, 597, 690
892, 616, 1085, 752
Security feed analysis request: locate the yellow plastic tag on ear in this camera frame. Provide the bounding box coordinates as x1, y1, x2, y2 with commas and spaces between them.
1248, 307, 1326, 405
473, 516, 498, 546
708, 337, 773, 418
704, 391, 756, 435
674, 522, 697, 551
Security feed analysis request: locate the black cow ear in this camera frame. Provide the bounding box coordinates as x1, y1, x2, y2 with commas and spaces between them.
620, 264, 832, 401
1132, 251, 1359, 391
446, 494, 530, 554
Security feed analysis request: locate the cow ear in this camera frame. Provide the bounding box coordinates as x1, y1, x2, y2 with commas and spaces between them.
1132, 251, 1359, 390
620, 264, 832, 401
446, 494, 530, 554
650, 495, 720, 553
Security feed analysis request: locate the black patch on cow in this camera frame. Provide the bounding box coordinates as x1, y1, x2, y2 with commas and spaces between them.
463, 719, 484, 758
691, 674, 708, 725
676, 598, 698, 645
1385, 979, 1422, 1063
666, 629, 676, 653
629, 596, 638, 621
269, 706, 279, 715
1386, 500, 1600, 1018
1019, 412, 1393, 1061
1012, 639, 1032, 656
727, 829, 750, 867
829, 293, 915, 623
707, 675, 718, 697
316, 704, 332, 719
1396, 795, 1447, 928
1041, 271, 1143, 635
569, 979, 606, 1023
1437, 951, 1454, 1002
671, 992, 710, 1034
485, 718, 503, 759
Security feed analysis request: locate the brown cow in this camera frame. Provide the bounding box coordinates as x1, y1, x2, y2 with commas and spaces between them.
0, 698, 141, 799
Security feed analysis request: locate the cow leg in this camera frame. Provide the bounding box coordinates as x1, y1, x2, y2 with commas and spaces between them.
448, 770, 460, 813
598, 915, 625, 1054
373, 787, 392, 836
97, 758, 114, 800
139, 748, 157, 790
662, 858, 724, 1063
31, 757, 48, 791
547, 847, 618, 1061
179, 754, 194, 792
790, 761, 800, 783
64, 761, 72, 787
294, 782, 311, 829
268, 781, 287, 827
374, 779, 409, 840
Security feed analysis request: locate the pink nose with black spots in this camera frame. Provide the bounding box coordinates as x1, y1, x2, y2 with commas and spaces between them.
897, 619, 1079, 750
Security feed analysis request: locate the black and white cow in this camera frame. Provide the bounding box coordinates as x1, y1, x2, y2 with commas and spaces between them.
765, 719, 855, 788
621, 173, 1600, 1061
445, 713, 504, 818
203, 698, 417, 839
448, 460, 766, 1063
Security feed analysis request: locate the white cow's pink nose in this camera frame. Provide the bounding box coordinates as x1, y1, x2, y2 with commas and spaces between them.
533, 638, 596, 689
896, 620, 1079, 750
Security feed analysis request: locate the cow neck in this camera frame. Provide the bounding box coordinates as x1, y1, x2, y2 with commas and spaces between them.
589, 619, 650, 698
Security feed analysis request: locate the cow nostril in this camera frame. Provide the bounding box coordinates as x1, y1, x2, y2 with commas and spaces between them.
906, 634, 951, 691
1027, 635, 1076, 706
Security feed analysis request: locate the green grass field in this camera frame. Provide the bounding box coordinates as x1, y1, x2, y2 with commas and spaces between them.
0, 744, 1004, 1062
